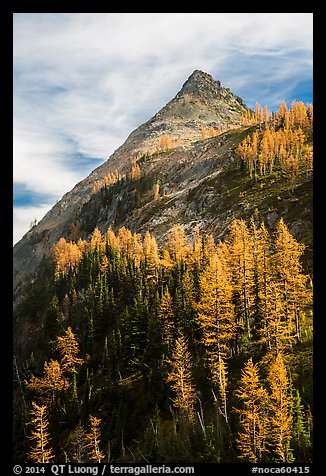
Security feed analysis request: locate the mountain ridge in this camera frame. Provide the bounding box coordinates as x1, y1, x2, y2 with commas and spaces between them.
13, 70, 249, 291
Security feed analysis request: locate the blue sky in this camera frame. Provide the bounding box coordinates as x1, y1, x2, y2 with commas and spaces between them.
13, 12, 313, 244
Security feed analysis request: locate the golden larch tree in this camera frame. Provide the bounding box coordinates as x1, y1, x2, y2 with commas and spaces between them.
26, 359, 69, 405
195, 249, 235, 421
52, 238, 83, 278
208, 126, 217, 137
166, 225, 189, 262
160, 249, 174, 270
249, 220, 273, 349
254, 102, 264, 125
200, 126, 207, 139
263, 105, 270, 124
214, 355, 228, 423
307, 103, 313, 126
106, 226, 120, 253
235, 358, 268, 462
260, 281, 290, 355
267, 353, 294, 462
195, 250, 236, 358
90, 227, 103, 250
284, 155, 299, 192
131, 232, 143, 266
27, 402, 54, 463
56, 326, 84, 375
165, 335, 196, 422
131, 162, 141, 180
154, 183, 160, 201
157, 134, 172, 151
276, 100, 288, 126
86, 415, 105, 462
143, 231, 160, 280
226, 219, 255, 342
272, 219, 310, 345
117, 226, 133, 256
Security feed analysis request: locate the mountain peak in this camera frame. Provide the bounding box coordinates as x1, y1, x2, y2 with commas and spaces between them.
179, 69, 221, 96
13, 71, 250, 290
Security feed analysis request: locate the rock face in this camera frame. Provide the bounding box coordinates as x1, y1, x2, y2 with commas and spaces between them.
13, 70, 249, 292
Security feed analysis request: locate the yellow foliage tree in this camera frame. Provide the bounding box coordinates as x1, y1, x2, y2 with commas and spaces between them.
131, 232, 143, 266
90, 227, 103, 251
235, 358, 268, 462
56, 326, 84, 375
131, 162, 141, 180
272, 219, 310, 345
27, 402, 54, 463
86, 415, 105, 462
194, 249, 235, 421
25, 359, 69, 405
214, 355, 228, 423
143, 231, 160, 280
284, 155, 299, 192
208, 126, 217, 138
238, 100, 313, 182
52, 237, 83, 278
200, 126, 207, 139
166, 225, 189, 262
254, 102, 264, 125
117, 226, 133, 256
106, 226, 121, 252
157, 134, 172, 151
267, 353, 294, 462
165, 336, 196, 422
195, 251, 236, 359
226, 219, 255, 342
154, 183, 160, 201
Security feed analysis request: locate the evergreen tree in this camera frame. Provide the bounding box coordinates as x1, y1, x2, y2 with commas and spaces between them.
291, 389, 311, 461
69, 422, 88, 463
158, 289, 175, 353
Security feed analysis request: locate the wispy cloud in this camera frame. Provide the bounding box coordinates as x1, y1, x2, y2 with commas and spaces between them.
13, 204, 55, 246
13, 12, 313, 244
